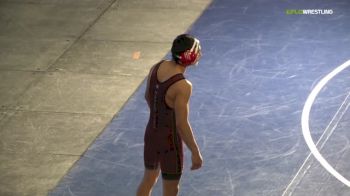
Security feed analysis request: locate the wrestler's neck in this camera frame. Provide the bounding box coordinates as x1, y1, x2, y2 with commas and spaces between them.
171, 60, 187, 74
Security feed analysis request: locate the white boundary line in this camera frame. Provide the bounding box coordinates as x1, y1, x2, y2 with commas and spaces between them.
282, 91, 350, 196
301, 60, 350, 187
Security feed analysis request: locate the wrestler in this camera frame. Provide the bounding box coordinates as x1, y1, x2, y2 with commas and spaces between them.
137, 34, 203, 196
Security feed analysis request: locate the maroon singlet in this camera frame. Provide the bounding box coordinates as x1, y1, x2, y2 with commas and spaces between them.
144, 60, 185, 180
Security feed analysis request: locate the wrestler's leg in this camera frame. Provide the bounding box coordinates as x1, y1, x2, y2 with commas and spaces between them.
161, 133, 183, 196
162, 178, 180, 196
136, 168, 160, 196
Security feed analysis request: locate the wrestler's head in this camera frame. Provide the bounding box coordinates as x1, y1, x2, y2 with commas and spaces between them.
171, 34, 202, 67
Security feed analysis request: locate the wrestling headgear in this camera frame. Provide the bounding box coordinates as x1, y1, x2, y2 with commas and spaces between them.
171, 34, 201, 67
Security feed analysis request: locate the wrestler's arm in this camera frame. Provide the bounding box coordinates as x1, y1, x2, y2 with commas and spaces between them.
174, 81, 202, 157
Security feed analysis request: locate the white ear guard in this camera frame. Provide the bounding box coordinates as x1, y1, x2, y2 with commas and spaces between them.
191, 38, 201, 54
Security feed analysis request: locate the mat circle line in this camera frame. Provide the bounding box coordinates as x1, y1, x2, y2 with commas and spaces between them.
301, 59, 350, 187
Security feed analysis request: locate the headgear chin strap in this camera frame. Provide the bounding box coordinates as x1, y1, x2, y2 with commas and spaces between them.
176, 38, 201, 67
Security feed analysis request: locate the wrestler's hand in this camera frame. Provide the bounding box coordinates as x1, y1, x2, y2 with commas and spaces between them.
191, 150, 203, 170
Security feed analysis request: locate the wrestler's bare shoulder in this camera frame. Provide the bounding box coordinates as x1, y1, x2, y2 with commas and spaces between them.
173, 79, 192, 94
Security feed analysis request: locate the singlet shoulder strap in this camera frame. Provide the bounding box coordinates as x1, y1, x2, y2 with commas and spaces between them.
151, 60, 185, 90
150, 60, 164, 82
